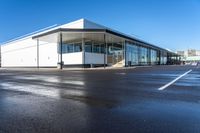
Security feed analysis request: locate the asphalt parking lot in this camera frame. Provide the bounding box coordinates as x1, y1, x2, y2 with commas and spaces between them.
0, 65, 200, 133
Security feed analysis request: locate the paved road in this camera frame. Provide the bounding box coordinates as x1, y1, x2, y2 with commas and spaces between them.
0, 65, 199, 133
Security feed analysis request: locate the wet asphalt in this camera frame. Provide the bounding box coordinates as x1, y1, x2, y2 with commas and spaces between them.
0, 65, 200, 133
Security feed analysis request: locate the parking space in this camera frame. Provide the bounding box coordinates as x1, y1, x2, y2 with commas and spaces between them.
0, 65, 199, 133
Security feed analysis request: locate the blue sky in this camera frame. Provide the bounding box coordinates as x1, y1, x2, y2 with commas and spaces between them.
0, 0, 199, 51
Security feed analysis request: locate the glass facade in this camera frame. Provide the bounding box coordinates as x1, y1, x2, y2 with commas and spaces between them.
125, 42, 162, 66
85, 41, 92, 53
56, 32, 179, 67
150, 49, 158, 65
107, 41, 123, 66
57, 39, 166, 66
58, 40, 105, 54
126, 43, 139, 66
85, 40, 104, 54
160, 51, 167, 65
58, 41, 82, 54
167, 53, 178, 65
139, 46, 148, 65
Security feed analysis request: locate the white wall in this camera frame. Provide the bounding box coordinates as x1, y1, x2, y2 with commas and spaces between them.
60, 18, 105, 29
83, 19, 106, 29
61, 19, 84, 29
62, 52, 83, 65
1, 38, 37, 67
1, 38, 105, 67
38, 42, 58, 67
85, 52, 105, 64
1, 38, 58, 67
1, 38, 107, 67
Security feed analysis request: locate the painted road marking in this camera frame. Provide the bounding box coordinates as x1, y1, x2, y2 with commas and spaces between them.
158, 69, 192, 91
115, 72, 126, 75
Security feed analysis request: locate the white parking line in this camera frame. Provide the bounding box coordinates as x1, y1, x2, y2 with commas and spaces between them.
158, 69, 192, 91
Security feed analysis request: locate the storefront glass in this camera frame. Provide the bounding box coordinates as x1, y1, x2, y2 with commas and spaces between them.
126, 43, 139, 66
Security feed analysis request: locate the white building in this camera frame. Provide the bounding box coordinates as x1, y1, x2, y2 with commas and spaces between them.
177, 49, 200, 64
0, 19, 180, 69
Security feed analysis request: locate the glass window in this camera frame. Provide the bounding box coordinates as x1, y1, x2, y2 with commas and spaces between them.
126, 42, 139, 66
66, 44, 74, 53
85, 41, 104, 54
150, 49, 157, 65
100, 45, 105, 53
57, 40, 105, 54
85, 41, 92, 52
93, 43, 101, 53
107, 43, 113, 55
57, 41, 82, 54
139, 46, 148, 65
74, 43, 82, 52
160, 51, 167, 65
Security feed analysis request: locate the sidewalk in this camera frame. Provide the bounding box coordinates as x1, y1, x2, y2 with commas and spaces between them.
0, 66, 138, 71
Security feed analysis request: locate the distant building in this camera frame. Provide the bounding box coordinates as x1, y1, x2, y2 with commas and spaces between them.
176, 49, 200, 64
188, 49, 197, 57
186, 56, 200, 62
177, 51, 185, 57
196, 50, 200, 56
177, 49, 200, 57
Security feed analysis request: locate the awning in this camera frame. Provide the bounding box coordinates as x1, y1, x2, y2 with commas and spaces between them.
32, 28, 126, 44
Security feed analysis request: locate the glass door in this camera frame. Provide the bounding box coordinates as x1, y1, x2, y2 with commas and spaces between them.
112, 43, 123, 66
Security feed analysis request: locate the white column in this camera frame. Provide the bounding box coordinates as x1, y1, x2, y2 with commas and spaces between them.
82, 37, 85, 68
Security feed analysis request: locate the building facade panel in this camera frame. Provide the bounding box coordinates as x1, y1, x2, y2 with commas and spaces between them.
85, 52, 105, 65
62, 52, 83, 65
38, 42, 58, 67
1, 38, 37, 67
